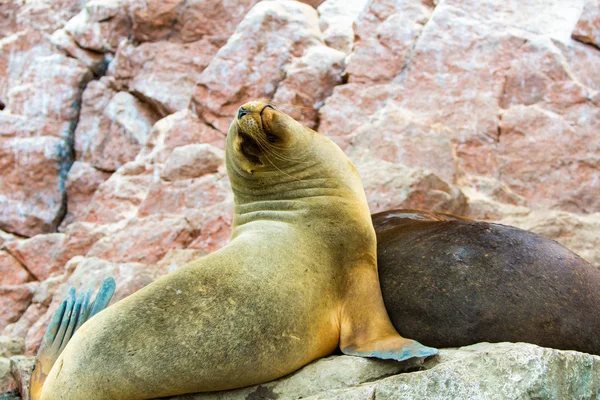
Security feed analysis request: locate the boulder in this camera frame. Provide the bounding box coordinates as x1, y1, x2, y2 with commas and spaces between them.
74, 80, 160, 172
190, 0, 323, 132
357, 159, 467, 215
108, 39, 220, 116
572, 0, 600, 48
60, 161, 111, 228
170, 343, 600, 399
86, 214, 198, 264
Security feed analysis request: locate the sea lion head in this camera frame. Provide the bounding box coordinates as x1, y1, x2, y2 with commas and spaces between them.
226, 100, 312, 177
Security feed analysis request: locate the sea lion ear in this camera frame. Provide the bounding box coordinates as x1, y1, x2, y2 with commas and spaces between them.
261, 105, 295, 141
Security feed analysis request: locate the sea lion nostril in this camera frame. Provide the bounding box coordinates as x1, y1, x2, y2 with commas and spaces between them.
238, 106, 250, 119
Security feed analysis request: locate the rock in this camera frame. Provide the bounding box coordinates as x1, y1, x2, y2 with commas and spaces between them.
498, 104, 600, 213
0, 357, 16, 393
190, 0, 323, 132
25, 256, 165, 355
6, 53, 92, 123
0, 49, 92, 237
0, 284, 35, 332
141, 110, 226, 164
2, 304, 48, 345
272, 45, 346, 129
60, 161, 111, 228
0, 136, 68, 237
64, 0, 131, 53
169, 343, 600, 399
80, 161, 156, 225
86, 214, 198, 264
572, 0, 600, 48
108, 38, 220, 116
306, 343, 600, 399
187, 201, 234, 253
5, 234, 69, 281
171, 355, 424, 400
346, 103, 458, 183
0, 30, 54, 107
460, 175, 531, 220
345, 0, 432, 84
155, 249, 210, 276
357, 159, 467, 215
0, 231, 17, 249
317, 0, 369, 54
138, 172, 230, 217
0, 251, 33, 286
75, 80, 160, 172
161, 145, 225, 181
5, 221, 106, 282
8, 355, 34, 400
318, 83, 396, 150
500, 211, 600, 269
50, 29, 107, 76
170, 0, 259, 43
7, 0, 86, 35
128, 0, 184, 42
7, 276, 68, 353
0, 337, 24, 358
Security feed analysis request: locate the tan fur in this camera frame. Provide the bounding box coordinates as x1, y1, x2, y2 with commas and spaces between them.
38, 101, 425, 399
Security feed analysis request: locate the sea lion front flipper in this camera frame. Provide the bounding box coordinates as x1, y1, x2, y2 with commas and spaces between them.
341, 336, 438, 361
338, 265, 438, 362
30, 278, 116, 400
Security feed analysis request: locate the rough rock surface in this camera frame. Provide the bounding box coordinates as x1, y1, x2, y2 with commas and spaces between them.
1, 0, 599, 398
169, 343, 600, 400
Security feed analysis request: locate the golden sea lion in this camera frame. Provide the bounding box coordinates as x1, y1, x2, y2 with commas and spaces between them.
32, 102, 437, 399
374, 209, 600, 355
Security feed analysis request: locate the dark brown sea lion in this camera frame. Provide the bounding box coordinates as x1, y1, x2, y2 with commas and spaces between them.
374, 209, 600, 355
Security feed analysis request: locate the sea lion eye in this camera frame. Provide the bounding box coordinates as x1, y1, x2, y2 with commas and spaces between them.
266, 133, 278, 143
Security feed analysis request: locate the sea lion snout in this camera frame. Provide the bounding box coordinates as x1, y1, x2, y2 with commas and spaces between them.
237, 106, 251, 119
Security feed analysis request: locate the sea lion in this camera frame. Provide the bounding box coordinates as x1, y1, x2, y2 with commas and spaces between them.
374, 209, 600, 355
32, 102, 437, 400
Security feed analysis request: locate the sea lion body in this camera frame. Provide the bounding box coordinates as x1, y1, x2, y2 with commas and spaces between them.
374, 210, 600, 355
36, 103, 436, 399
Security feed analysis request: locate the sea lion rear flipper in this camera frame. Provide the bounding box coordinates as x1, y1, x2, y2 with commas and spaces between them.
30, 277, 116, 400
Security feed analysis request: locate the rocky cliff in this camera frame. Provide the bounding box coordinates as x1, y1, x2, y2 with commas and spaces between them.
1, 0, 599, 398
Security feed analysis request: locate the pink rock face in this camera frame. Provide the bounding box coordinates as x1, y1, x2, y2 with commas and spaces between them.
142, 110, 226, 164
573, 0, 600, 48
108, 38, 220, 116
272, 46, 346, 129
60, 161, 111, 228
5, 222, 105, 281
138, 173, 230, 217
187, 201, 233, 253
170, 0, 259, 43
0, 137, 67, 237
346, 104, 458, 183
358, 159, 467, 215
0, 251, 33, 286
0, 284, 36, 331
64, 0, 131, 53
161, 144, 225, 181
498, 105, 600, 213
346, 0, 432, 83
0, 30, 55, 107
2, 2, 600, 391
86, 213, 198, 264
81, 162, 156, 224
25, 256, 165, 354
75, 80, 160, 171
190, 0, 323, 132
